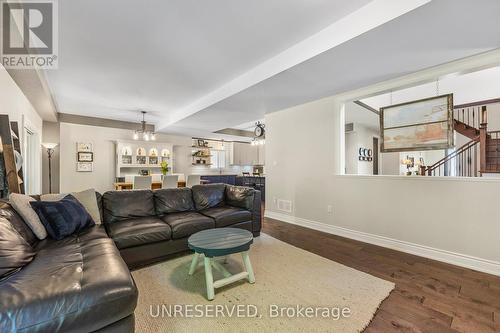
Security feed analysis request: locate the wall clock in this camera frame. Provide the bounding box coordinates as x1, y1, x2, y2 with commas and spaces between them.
254, 123, 265, 137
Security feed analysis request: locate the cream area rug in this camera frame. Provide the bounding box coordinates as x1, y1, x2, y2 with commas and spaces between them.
132, 233, 394, 333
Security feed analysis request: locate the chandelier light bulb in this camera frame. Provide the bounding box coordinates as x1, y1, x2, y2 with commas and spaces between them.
151, 133, 156, 141
133, 132, 139, 140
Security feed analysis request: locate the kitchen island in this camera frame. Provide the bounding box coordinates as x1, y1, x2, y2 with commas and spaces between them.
200, 174, 238, 185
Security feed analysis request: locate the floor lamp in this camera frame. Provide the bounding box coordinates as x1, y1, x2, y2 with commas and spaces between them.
42, 143, 58, 193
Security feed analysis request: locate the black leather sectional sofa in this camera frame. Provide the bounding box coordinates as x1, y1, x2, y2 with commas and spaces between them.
0, 184, 262, 332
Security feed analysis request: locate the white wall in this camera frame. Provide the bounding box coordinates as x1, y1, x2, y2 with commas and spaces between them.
363, 65, 500, 109
0, 66, 43, 194
59, 122, 253, 193
266, 96, 500, 275
345, 124, 378, 175
59, 123, 192, 193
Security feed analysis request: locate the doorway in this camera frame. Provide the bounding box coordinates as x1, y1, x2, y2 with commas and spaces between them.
23, 127, 39, 194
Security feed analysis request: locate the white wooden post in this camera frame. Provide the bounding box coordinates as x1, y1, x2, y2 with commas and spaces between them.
241, 251, 255, 283
204, 257, 215, 300
188, 253, 200, 275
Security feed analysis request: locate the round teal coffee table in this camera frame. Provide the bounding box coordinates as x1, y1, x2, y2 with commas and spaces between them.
188, 228, 255, 300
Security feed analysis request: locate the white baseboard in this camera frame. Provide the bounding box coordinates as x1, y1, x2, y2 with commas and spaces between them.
265, 210, 500, 277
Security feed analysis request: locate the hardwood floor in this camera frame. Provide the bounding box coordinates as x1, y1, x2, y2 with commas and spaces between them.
262, 217, 500, 332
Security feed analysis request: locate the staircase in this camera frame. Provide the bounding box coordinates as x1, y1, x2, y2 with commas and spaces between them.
423, 101, 500, 177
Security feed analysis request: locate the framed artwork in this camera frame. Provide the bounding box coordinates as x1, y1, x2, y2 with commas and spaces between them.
197, 139, 204, 147
380, 94, 454, 152
77, 152, 93, 162
76, 162, 93, 172
77, 142, 93, 152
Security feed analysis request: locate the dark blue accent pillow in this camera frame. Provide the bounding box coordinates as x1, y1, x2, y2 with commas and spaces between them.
30, 194, 95, 240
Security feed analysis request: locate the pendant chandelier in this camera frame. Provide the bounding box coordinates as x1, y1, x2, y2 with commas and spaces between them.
134, 111, 156, 141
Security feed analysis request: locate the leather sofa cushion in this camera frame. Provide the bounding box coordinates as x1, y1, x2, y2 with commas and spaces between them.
225, 185, 254, 210
191, 183, 225, 210
0, 201, 38, 247
154, 188, 194, 215
103, 190, 155, 223
200, 206, 252, 228
106, 217, 172, 249
0, 227, 137, 332
0, 216, 36, 280
161, 212, 214, 239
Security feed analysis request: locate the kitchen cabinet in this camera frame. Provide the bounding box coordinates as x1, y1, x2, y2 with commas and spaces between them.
229, 142, 258, 166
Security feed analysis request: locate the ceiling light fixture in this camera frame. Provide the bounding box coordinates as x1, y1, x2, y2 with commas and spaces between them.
134, 111, 155, 141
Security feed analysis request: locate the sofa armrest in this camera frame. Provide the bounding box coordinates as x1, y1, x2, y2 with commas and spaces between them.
224, 185, 262, 235
251, 189, 262, 234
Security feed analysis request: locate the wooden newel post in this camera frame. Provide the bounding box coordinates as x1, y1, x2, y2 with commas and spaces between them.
479, 106, 487, 174
481, 105, 487, 125
419, 165, 426, 176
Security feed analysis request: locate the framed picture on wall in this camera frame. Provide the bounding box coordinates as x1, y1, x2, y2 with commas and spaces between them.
77, 152, 93, 162
77, 142, 93, 152
76, 162, 93, 172
380, 94, 454, 152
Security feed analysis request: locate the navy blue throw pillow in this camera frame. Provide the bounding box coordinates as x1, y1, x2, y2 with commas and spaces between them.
30, 195, 95, 240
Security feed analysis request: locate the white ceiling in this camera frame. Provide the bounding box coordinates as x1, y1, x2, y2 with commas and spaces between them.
46, 0, 372, 124
345, 102, 379, 132
45, 0, 500, 140
361, 65, 500, 110
171, 0, 500, 136
345, 65, 500, 133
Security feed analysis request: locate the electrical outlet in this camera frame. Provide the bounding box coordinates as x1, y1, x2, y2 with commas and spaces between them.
327, 205, 333, 213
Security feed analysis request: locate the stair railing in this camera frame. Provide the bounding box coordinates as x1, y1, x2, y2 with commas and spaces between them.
421, 139, 480, 177
479, 106, 488, 172
484, 130, 500, 173
453, 105, 485, 130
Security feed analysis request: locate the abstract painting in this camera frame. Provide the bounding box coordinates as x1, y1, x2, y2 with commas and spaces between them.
380, 94, 454, 152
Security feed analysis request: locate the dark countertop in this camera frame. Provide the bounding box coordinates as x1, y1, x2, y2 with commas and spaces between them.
236, 175, 265, 177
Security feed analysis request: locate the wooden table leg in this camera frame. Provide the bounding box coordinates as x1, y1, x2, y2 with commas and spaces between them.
211, 259, 232, 278
204, 256, 215, 300
188, 253, 200, 275
241, 251, 255, 284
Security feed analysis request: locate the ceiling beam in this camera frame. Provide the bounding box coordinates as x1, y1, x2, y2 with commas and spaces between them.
6, 67, 59, 122
353, 100, 379, 115
213, 128, 255, 138
157, 0, 431, 131
59, 113, 155, 131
